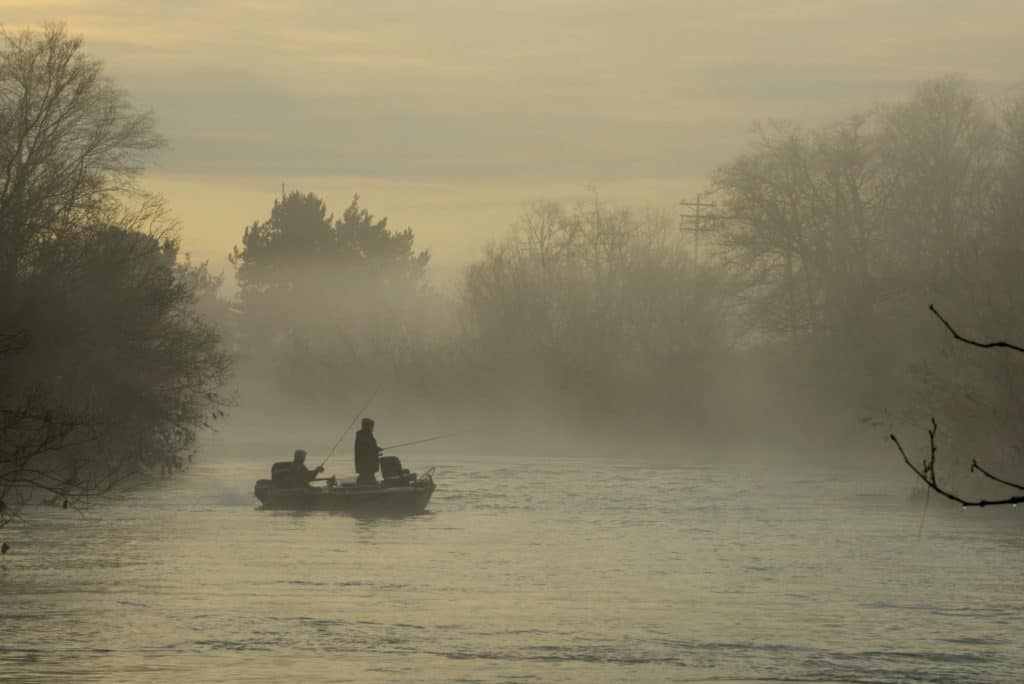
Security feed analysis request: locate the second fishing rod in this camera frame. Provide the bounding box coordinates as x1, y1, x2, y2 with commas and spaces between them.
319, 382, 383, 470
378, 431, 470, 452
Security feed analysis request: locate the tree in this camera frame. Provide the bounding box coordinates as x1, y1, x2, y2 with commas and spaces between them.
711, 78, 1008, 339
231, 192, 429, 333
2, 223, 232, 528
889, 87, 1024, 468
0, 24, 162, 288
711, 114, 901, 344
229, 191, 431, 400
459, 197, 733, 422
884, 90, 1024, 507
876, 77, 998, 295
708, 78, 1024, 438
0, 25, 231, 532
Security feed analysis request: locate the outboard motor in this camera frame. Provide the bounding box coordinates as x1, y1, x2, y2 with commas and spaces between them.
255, 478, 272, 504
256, 461, 293, 505
379, 456, 403, 478
270, 461, 293, 485
380, 455, 416, 487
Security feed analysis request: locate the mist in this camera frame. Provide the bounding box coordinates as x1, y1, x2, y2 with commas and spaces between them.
2, 8, 1024, 684
219, 78, 1024, 475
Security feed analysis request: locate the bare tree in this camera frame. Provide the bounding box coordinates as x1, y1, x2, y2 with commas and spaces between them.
459, 197, 733, 421
711, 117, 888, 341
891, 306, 1024, 506
0, 24, 163, 282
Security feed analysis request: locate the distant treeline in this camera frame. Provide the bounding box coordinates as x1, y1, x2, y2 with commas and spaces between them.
227, 75, 1024, 466
5, 24, 1024, 530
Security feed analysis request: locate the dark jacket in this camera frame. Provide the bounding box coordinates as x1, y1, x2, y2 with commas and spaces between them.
354, 429, 381, 476
291, 462, 318, 486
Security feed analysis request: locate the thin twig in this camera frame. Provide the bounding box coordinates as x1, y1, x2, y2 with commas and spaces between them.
891, 418, 1024, 508
930, 304, 1024, 353
970, 459, 1024, 492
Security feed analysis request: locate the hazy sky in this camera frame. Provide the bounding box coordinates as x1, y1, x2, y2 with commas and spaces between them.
4, 1, 1023, 280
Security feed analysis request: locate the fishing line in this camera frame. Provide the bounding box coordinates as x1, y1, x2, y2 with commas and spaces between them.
320, 382, 383, 469
379, 431, 470, 451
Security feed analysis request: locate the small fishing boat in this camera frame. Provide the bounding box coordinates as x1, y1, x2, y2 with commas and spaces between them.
254, 456, 436, 515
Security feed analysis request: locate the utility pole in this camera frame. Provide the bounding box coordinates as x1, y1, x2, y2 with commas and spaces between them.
680, 194, 716, 265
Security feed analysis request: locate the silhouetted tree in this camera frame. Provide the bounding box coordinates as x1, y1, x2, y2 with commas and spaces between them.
0, 24, 163, 289
0, 25, 231, 531
229, 191, 431, 400
712, 116, 888, 341
710, 77, 1024, 441
460, 197, 733, 422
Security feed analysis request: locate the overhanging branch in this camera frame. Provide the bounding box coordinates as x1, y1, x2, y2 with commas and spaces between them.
930, 304, 1024, 354
893, 421, 1024, 507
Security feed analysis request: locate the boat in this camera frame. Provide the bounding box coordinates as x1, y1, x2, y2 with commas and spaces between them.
254, 456, 436, 515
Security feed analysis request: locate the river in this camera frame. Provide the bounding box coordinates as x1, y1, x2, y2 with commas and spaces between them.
2, 435, 1022, 683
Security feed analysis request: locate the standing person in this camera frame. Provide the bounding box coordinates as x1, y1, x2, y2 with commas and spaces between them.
290, 449, 323, 487
354, 418, 382, 485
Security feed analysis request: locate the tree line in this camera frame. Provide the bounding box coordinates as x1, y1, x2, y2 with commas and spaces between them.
228, 78, 1024, 502
6, 24, 1023, 532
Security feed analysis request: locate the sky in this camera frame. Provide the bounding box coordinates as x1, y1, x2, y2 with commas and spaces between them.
4, 0, 1024, 283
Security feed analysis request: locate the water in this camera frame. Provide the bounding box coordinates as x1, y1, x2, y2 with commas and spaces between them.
2, 440, 1023, 683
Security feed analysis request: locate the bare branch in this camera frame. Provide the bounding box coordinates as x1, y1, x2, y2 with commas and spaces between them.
930, 304, 1024, 354
970, 458, 1024, 492
892, 418, 1024, 507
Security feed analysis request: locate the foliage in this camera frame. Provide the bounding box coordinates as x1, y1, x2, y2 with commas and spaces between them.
221, 75, 1024, 464
711, 77, 1024, 452
0, 24, 163, 283
460, 197, 734, 423
229, 191, 432, 401
0, 25, 231, 530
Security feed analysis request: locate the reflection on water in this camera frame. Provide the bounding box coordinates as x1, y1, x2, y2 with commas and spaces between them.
2, 444, 1023, 683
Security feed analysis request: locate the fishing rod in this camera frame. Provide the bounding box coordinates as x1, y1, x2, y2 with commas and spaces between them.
379, 431, 469, 452
320, 383, 383, 469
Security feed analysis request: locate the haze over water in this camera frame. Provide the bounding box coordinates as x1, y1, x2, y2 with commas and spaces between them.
2, 433, 1022, 683
4, 3, 1024, 683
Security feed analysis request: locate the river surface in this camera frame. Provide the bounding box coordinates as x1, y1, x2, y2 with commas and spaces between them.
2, 436, 1023, 683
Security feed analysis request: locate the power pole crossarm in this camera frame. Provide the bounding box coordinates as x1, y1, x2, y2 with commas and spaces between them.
680, 194, 717, 265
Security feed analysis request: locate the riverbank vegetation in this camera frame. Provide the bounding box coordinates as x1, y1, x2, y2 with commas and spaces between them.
5, 24, 1023, 529
228, 77, 1024, 493
0, 26, 232, 530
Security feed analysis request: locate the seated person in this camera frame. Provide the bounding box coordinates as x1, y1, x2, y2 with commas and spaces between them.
290, 449, 323, 487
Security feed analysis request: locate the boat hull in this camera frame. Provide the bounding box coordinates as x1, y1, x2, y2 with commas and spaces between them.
255, 478, 435, 515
